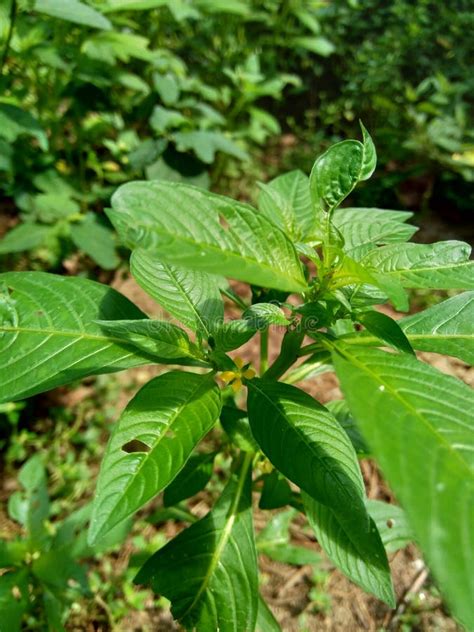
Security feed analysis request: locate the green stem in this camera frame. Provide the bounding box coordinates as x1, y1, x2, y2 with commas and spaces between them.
263, 328, 304, 381
1, 0, 17, 76
260, 328, 269, 375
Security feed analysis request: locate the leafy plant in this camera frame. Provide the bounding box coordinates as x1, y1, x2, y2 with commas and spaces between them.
1, 127, 473, 630
0, 455, 129, 632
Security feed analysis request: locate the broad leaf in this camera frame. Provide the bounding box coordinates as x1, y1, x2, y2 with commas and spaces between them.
163, 452, 216, 507
361, 240, 474, 289
135, 456, 258, 631
95, 319, 208, 365
34, 0, 112, 29
309, 124, 376, 214
247, 379, 393, 603
259, 470, 292, 510
89, 371, 221, 543
0, 272, 153, 403
399, 292, 474, 364
131, 249, 224, 337
0, 223, 50, 254
357, 310, 414, 355
258, 170, 315, 241
332, 207, 417, 259
109, 181, 307, 292
332, 344, 474, 627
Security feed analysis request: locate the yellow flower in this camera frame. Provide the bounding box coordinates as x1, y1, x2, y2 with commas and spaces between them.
218, 356, 256, 392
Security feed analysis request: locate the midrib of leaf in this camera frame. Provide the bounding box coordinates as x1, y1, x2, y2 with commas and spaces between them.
330, 342, 472, 475
248, 380, 363, 495
180, 451, 253, 622
163, 263, 211, 336
0, 325, 128, 345
372, 261, 471, 276
132, 217, 306, 290
342, 333, 474, 346
104, 372, 217, 526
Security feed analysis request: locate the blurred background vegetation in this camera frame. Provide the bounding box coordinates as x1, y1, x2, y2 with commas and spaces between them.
0, 1, 472, 630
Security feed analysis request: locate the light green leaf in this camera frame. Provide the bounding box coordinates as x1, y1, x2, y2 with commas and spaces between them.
367, 500, 413, 553
70, 213, 119, 270
95, 319, 208, 365
332, 207, 417, 259
361, 240, 474, 289
82, 32, 152, 64
0, 104, 48, 151
293, 36, 335, 56
0, 273, 153, 403
163, 451, 215, 507
89, 371, 221, 543
309, 125, 376, 214
130, 249, 224, 336
332, 344, 474, 627
173, 130, 249, 163
257, 509, 321, 566
109, 181, 307, 292
257, 595, 281, 632
258, 170, 315, 241
0, 570, 29, 632
34, 0, 111, 29
399, 292, 474, 364
150, 105, 187, 133
247, 379, 393, 604
0, 223, 50, 254
135, 455, 257, 631
153, 73, 180, 105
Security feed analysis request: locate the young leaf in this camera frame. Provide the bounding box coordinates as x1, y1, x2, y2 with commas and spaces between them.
332, 344, 474, 628
135, 455, 258, 631
399, 291, 474, 364
331, 207, 417, 259
163, 452, 216, 507
0, 223, 50, 254
361, 240, 474, 289
89, 371, 221, 544
303, 493, 395, 605
109, 181, 307, 292
258, 170, 315, 241
95, 320, 208, 365
309, 124, 376, 214
246, 380, 391, 577
131, 249, 224, 337
357, 310, 414, 355
0, 272, 152, 403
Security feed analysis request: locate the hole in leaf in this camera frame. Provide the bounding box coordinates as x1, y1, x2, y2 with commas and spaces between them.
122, 439, 150, 453
218, 213, 229, 230
386, 519, 394, 529
165, 429, 176, 440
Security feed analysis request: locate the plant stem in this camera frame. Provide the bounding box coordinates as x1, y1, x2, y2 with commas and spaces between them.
260, 328, 269, 375
263, 329, 304, 381
1, 0, 17, 77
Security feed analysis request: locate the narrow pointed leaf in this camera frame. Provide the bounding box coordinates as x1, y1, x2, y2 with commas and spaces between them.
109, 181, 307, 292
131, 249, 224, 336
89, 371, 221, 543
95, 319, 208, 365
163, 452, 216, 507
362, 240, 474, 289
34, 0, 112, 29
257, 595, 281, 632
135, 456, 258, 631
357, 311, 414, 355
332, 344, 474, 628
247, 379, 392, 597
0, 272, 152, 403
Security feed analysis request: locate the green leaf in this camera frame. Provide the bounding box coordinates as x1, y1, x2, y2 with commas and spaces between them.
0, 223, 50, 254
163, 452, 216, 507
70, 213, 119, 270
303, 493, 395, 605
34, 0, 112, 30
309, 125, 376, 214
173, 131, 249, 163
131, 249, 224, 337
153, 73, 180, 105
293, 35, 335, 56
399, 292, 474, 364
259, 471, 292, 510
258, 170, 315, 241
332, 344, 474, 627
257, 509, 321, 566
0, 272, 153, 403
361, 240, 474, 289
257, 595, 281, 632
135, 454, 258, 631
109, 181, 307, 293
244, 303, 290, 327
0, 104, 48, 150
357, 310, 414, 355
325, 399, 368, 456
332, 207, 417, 259
95, 319, 208, 365
89, 371, 221, 543
367, 500, 413, 553
220, 405, 259, 453
0, 569, 29, 632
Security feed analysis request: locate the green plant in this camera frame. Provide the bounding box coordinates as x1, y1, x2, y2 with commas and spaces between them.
1, 127, 473, 630
0, 455, 130, 631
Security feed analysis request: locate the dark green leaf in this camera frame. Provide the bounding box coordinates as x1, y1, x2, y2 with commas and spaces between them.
163, 452, 216, 507
357, 310, 414, 355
